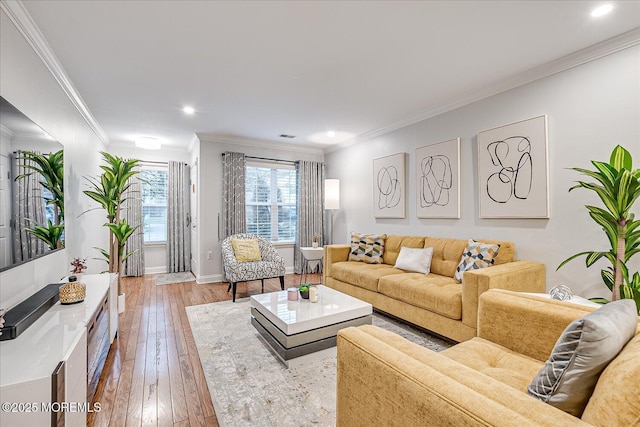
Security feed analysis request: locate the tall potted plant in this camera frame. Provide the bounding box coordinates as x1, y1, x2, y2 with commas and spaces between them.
84, 152, 140, 312
558, 145, 640, 312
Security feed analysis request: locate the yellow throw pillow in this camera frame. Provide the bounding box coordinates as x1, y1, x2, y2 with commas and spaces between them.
231, 238, 262, 262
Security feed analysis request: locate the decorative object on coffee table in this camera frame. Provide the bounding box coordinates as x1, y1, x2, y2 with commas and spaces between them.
550, 284, 573, 301
299, 284, 310, 299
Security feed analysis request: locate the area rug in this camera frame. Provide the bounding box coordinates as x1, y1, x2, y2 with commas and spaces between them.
155, 271, 195, 285
186, 298, 452, 427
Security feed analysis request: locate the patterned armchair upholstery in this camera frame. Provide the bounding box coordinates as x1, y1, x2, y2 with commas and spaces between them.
221, 233, 286, 302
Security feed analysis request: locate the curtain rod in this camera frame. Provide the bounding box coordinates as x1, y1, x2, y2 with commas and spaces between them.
139, 160, 168, 165
221, 153, 297, 165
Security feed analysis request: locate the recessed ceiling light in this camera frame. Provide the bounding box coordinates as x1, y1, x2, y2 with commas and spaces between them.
135, 136, 161, 150
327, 130, 336, 138
591, 4, 613, 17
183, 106, 195, 115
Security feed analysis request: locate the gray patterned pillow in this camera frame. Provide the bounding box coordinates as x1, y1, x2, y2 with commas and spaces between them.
527, 299, 637, 417
348, 232, 387, 264
454, 239, 500, 282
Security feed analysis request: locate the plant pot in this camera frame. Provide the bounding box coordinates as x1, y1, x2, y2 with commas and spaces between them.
118, 293, 126, 313
299, 290, 309, 299
312, 242, 319, 248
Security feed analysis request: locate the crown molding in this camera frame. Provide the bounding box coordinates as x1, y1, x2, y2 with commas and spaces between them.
0, 0, 109, 145
197, 133, 325, 156
325, 27, 640, 154
0, 124, 14, 139
187, 134, 199, 154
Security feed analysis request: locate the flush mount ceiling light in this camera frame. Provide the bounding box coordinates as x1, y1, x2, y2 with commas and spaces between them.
182, 106, 195, 115
279, 134, 296, 139
135, 136, 161, 150
327, 130, 336, 138
591, 4, 613, 17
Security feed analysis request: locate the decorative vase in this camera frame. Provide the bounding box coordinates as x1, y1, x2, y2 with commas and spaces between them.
312, 241, 319, 248
299, 290, 309, 299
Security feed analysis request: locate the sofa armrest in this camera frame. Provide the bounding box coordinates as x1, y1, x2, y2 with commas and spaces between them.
462, 261, 546, 329
337, 325, 588, 427
477, 289, 596, 361
323, 244, 350, 283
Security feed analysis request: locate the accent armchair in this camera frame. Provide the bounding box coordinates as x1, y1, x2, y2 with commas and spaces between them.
221, 233, 286, 302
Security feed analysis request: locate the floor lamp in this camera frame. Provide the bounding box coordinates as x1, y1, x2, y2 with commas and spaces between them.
324, 179, 340, 244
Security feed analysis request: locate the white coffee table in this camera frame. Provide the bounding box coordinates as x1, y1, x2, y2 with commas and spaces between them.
250, 285, 372, 367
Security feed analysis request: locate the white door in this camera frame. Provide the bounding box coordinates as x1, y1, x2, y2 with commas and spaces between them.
0, 153, 11, 269
190, 159, 199, 277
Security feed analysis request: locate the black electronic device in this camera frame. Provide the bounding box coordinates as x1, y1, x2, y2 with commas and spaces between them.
0, 283, 64, 340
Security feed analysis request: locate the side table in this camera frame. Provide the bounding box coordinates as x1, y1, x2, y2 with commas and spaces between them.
300, 246, 324, 284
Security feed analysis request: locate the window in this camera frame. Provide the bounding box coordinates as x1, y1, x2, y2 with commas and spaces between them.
245, 162, 297, 242
141, 165, 168, 243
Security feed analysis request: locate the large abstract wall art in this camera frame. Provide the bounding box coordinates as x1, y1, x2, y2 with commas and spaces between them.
477, 115, 549, 218
416, 138, 460, 218
373, 153, 406, 218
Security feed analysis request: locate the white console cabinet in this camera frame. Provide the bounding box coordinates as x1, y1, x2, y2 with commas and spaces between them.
0, 273, 117, 426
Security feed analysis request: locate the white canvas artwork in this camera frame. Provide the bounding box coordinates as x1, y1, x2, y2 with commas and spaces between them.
416, 138, 460, 219
373, 153, 406, 218
477, 115, 549, 218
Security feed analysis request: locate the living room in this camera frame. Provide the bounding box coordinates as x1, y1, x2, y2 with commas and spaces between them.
1, 1, 639, 426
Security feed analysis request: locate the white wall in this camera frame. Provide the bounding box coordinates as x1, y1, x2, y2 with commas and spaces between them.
325, 45, 640, 299
0, 9, 107, 308
196, 137, 324, 283
107, 142, 192, 274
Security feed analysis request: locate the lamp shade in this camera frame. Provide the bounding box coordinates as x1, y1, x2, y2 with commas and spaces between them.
324, 179, 340, 210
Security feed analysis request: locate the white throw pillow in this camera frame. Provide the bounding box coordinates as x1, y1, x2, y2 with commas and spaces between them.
393, 247, 434, 274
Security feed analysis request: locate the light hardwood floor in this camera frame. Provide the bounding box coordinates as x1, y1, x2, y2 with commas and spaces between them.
89, 273, 320, 427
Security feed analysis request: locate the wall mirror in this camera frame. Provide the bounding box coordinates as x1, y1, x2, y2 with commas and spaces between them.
0, 96, 64, 272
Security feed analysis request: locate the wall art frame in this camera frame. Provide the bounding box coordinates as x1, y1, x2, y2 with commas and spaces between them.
416, 138, 460, 219
373, 152, 406, 218
477, 115, 549, 218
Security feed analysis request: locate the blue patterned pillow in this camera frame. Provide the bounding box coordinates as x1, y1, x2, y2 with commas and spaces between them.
348, 232, 387, 264
454, 239, 500, 282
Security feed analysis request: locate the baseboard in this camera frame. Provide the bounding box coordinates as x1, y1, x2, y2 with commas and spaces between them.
145, 266, 167, 275
196, 268, 295, 284
196, 274, 224, 284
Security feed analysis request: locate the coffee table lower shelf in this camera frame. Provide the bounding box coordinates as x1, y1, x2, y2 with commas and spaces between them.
251, 306, 372, 367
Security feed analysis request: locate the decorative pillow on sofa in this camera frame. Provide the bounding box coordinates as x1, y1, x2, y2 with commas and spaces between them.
394, 247, 434, 274
527, 299, 638, 417
231, 238, 262, 262
349, 232, 387, 264
454, 239, 500, 282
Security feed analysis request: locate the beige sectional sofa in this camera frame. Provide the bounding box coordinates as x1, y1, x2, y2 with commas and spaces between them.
336, 290, 640, 426
323, 235, 545, 342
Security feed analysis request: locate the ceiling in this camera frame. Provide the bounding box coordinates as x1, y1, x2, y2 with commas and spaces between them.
19, 1, 640, 151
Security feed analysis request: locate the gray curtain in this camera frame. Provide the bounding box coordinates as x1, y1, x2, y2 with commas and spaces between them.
11, 151, 47, 263
167, 161, 191, 273
222, 152, 246, 238
294, 161, 324, 274
123, 171, 145, 276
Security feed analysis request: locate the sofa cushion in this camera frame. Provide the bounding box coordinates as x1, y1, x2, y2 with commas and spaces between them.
477, 238, 514, 265
349, 232, 387, 264
394, 247, 434, 274
582, 330, 640, 426
441, 337, 543, 392
425, 237, 468, 277
527, 299, 638, 417
383, 235, 425, 265
454, 239, 500, 282
378, 273, 462, 319
330, 261, 402, 292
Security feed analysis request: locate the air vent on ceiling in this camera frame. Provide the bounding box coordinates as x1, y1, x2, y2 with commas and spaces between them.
279, 134, 296, 139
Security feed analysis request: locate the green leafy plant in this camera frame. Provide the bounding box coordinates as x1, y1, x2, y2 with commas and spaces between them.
299, 284, 310, 292
558, 145, 640, 312
83, 152, 140, 294
25, 220, 64, 250
15, 150, 64, 224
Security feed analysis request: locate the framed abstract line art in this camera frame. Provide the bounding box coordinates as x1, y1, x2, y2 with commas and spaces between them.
373, 153, 406, 218
416, 138, 460, 219
477, 115, 549, 218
